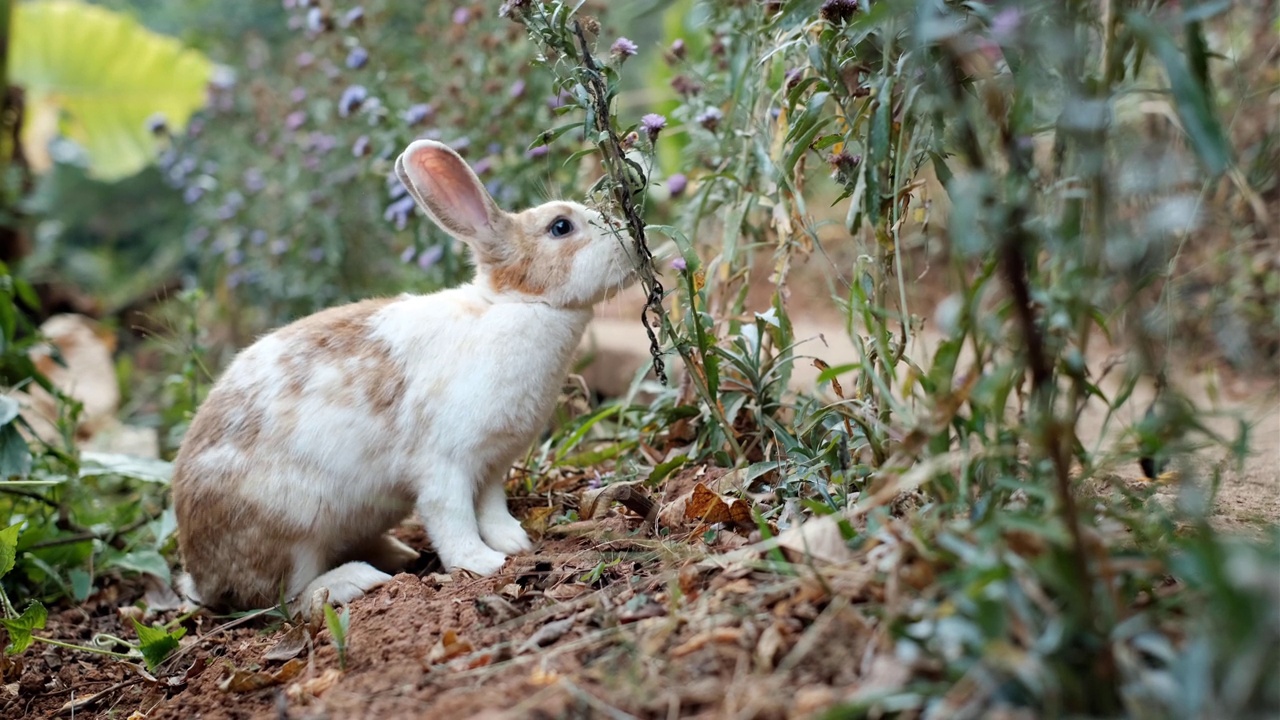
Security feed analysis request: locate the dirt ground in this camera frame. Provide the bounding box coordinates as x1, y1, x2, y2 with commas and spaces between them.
7, 321, 1276, 719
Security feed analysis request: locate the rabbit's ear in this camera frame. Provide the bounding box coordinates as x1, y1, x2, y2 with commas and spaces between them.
396, 140, 508, 253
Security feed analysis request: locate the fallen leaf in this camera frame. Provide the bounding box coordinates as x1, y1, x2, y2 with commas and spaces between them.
543, 583, 590, 602
218, 658, 306, 693
286, 668, 341, 702
425, 629, 474, 665
756, 622, 786, 669
517, 616, 576, 654
684, 482, 754, 529
774, 514, 855, 565
264, 624, 309, 662
670, 628, 743, 657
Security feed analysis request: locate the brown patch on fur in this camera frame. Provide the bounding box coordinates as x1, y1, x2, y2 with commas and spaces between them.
489, 261, 549, 296
275, 298, 407, 417
173, 297, 413, 610
172, 464, 308, 609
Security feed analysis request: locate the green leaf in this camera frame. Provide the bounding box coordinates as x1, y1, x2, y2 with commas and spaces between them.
10, 0, 215, 180
1125, 12, 1229, 175
131, 618, 185, 671
2, 602, 48, 655
0, 396, 20, 426
104, 549, 172, 584
0, 424, 32, 479
0, 524, 20, 579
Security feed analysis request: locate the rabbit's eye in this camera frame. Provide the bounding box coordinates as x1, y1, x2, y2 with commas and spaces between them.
548, 217, 574, 238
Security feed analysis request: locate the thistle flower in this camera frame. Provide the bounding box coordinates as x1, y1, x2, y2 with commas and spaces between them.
338, 85, 368, 117
342, 6, 365, 27
611, 37, 638, 60
671, 257, 687, 271
452, 7, 472, 25
352, 135, 371, 157
820, 0, 858, 24
346, 46, 368, 70
526, 144, 549, 159
640, 113, 667, 142
402, 103, 434, 125
667, 173, 688, 196
509, 79, 526, 99
695, 107, 723, 131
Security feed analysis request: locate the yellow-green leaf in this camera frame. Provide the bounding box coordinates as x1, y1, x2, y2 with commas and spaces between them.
9, 0, 214, 181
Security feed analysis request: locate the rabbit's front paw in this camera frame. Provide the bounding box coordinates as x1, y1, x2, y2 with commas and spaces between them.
448, 547, 509, 576
480, 515, 534, 555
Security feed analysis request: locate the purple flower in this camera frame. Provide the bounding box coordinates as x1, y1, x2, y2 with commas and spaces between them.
250, 230, 267, 246
183, 186, 204, 204
226, 249, 244, 266
417, 245, 444, 270
145, 113, 168, 135
308, 247, 326, 263
509, 79, 526, 99
346, 46, 368, 69
384, 195, 417, 230
640, 113, 667, 141
243, 168, 265, 193
290, 87, 307, 104
671, 257, 687, 271
270, 239, 289, 255
343, 6, 365, 27
285, 110, 307, 131
400, 245, 416, 263
525, 144, 549, 159
473, 157, 493, 174
449, 136, 472, 153
402, 103, 434, 125
695, 106, 723, 131
611, 37, 638, 59
669, 39, 686, 61
667, 173, 687, 196
990, 7, 1021, 42
452, 7, 471, 25
306, 7, 330, 33
295, 51, 315, 68
352, 135, 371, 157
338, 85, 367, 117
388, 176, 409, 199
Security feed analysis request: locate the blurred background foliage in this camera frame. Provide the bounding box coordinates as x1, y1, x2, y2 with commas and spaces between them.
0, 0, 1277, 716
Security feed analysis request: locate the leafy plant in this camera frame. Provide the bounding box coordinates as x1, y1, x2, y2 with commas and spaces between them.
323, 603, 351, 671
9, 0, 214, 180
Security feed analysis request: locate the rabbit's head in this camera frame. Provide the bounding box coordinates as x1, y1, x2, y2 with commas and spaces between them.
396, 140, 638, 308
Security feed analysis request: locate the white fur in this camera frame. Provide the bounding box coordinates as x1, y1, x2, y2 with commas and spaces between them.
173, 140, 637, 614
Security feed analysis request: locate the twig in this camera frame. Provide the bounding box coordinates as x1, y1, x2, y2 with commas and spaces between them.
569, 20, 667, 384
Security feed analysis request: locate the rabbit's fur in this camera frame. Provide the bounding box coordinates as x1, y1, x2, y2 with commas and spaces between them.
172, 140, 637, 612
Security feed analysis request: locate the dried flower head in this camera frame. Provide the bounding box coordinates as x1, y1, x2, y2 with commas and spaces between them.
820, 0, 859, 24
695, 107, 724, 131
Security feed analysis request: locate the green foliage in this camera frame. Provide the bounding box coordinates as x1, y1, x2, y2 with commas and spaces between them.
323, 603, 351, 671
9, 0, 214, 180
1, 600, 47, 655
131, 617, 185, 671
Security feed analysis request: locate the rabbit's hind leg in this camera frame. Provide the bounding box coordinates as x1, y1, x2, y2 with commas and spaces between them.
347, 533, 420, 574
291, 561, 393, 618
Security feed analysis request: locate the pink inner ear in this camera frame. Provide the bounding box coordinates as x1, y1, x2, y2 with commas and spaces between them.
408, 146, 491, 234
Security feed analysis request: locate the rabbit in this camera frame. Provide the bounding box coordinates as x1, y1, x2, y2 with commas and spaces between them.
172, 139, 638, 613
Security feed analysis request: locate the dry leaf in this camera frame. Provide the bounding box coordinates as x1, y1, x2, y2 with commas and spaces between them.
755, 622, 786, 669
670, 628, 743, 657
684, 482, 754, 529
517, 616, 576, 654
774, 515, 855, 565
218, 658, 306, 693
264, 624, 310, 662
425, 629, 474, 665
286, 668, 341, 702
581, 481, 658, 528
543, 583, 590, 602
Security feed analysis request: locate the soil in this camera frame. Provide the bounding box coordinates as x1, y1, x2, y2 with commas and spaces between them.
7, 254, 1278, 720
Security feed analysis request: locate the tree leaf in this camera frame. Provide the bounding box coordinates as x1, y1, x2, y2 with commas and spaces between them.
1125, 12, 1229, 175
0, 424, 32, 479
10, 0, 215, 180
0, 396, 20, 426
0, 524, 20, 579
2, 602, 48, 655
131, 618, 185, 671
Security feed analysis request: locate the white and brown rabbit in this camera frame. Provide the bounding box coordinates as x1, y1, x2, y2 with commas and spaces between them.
172, 140, 637, 612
